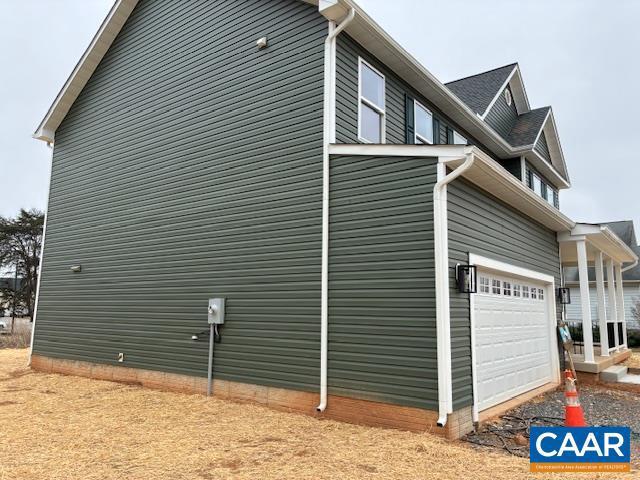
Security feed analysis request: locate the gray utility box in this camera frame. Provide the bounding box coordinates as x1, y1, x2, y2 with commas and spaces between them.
207, 298, 225, 324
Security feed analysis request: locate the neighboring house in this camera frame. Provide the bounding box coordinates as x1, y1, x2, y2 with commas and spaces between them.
29, 0, 637, 439
565, 221, 640, 331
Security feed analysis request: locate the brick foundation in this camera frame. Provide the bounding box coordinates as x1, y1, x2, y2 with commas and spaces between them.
30, 355, 473, 439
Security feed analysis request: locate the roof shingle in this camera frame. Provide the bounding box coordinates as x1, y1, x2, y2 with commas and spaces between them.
445, 64, 517, 115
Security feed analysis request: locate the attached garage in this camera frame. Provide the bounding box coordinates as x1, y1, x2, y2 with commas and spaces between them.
469, 255, 560, 417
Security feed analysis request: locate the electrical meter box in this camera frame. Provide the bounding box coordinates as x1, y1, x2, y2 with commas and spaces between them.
207, 298, 225, 324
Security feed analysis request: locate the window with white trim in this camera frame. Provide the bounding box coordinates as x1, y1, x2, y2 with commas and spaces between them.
513, 284, 521, 297
527, 166, 559, 209
503, 281, 512, 296
492, 279, 502, 295
531, 287, 537, 299
358, 59, 385, 143
452, 131, 467, 145
538, 288, 544, 300
522, 286, 530, 298
479, 276, 490, 294
414, 101, 433, 144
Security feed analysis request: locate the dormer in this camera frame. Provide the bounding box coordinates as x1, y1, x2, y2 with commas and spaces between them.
446, 64, 570, 208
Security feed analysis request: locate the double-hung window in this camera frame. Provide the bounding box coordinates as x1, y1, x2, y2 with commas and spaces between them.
414, 101, 433, 144
358, 59, 385, 143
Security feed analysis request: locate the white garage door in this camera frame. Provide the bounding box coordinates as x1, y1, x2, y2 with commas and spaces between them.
474, 270, 554, 411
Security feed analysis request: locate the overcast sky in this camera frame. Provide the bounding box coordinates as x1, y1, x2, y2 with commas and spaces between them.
1, 0, 638, 233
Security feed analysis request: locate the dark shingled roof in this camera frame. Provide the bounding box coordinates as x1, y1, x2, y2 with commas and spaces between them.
564, 221, 640, 282
445, 64, 517, 115
505, 106, 550, 148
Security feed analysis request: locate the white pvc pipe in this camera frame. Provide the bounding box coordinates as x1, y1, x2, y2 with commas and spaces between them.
317, 8, 355, 413
433, 153, 474, 427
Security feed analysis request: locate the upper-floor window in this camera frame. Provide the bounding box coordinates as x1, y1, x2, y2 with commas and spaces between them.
414, 101, 433, 144
452, 131, 467, 145
358, 59, 385, 143
526, 166, 559, 208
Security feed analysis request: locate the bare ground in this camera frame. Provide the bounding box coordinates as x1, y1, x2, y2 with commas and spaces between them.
0, 349, 636, 480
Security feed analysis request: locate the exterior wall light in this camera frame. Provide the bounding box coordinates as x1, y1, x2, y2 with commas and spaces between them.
558, 287, 571, 304
70, 265, 82, 273
455, 264, 477, 293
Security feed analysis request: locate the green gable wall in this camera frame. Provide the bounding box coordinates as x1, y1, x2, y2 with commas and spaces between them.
34, 0, 326, 392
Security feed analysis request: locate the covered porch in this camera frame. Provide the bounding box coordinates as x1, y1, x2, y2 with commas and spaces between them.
558, 223, 638, 373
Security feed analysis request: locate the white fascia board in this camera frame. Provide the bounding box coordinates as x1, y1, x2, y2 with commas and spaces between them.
328, 143, 470, 158
33, 0, 139, 143
528, 150, 571, 189
441, 148, 575, 232
479, 65, 517, 120
479, 65, 530, 120
329, 143, 575, 232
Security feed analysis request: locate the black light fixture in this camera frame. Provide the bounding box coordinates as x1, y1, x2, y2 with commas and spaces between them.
455, 264, 477, 294
558, 287, 571, 305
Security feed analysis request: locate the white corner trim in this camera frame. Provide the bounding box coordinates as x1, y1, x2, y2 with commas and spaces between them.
28, 144, 54, 365
468, 253, 560, 421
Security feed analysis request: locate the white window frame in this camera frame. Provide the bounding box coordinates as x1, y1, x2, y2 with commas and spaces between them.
413, 100, 433, 145
358, 58, 386, 144
452, 131, 467, 145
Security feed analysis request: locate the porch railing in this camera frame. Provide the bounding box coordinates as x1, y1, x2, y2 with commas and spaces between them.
566, 320, 599, 355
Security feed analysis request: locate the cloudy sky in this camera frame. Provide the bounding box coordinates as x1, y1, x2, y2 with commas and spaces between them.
1, 0, 638, 233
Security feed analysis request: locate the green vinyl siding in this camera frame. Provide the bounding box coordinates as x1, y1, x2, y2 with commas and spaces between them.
328, 155, 439, 409
535, 131, 552, 163
447, 178, 561, 409
484, 86, 518, 139
335, 34, 480, 149
33, 0, 326, 391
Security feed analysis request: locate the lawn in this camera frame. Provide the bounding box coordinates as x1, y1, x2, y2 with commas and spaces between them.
0, 349, 635, 479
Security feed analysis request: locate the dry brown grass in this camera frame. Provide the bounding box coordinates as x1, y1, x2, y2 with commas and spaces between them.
625, 351, 640, 369
0, 321, 31, 349
0, 349, 635, 480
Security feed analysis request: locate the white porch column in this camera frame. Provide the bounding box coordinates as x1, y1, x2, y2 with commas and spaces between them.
606, 258, 619, 349
576, 239, 595, 362
615, 263, 627, 347
594, 251, 609, 356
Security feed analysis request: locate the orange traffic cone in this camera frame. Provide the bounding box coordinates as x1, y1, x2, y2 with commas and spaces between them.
564, 370, 586, 427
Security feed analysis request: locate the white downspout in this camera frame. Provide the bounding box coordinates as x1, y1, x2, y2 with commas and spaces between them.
28, 142, 54, 366
434, 152, 474, 426
317, 7, 355, 413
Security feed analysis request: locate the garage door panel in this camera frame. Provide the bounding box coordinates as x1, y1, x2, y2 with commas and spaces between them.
474, 270, 553, 411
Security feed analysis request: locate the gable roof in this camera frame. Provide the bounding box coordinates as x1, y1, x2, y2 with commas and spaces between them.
506, 106, 550, 148
32, 0, 570, 186
445, 64, 517, 116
